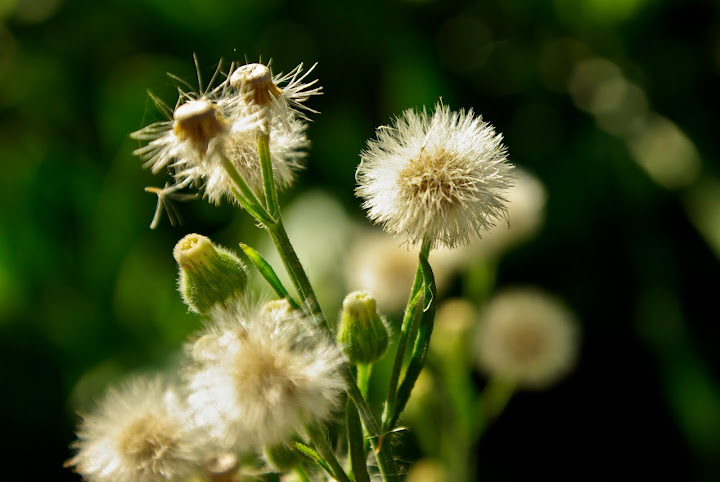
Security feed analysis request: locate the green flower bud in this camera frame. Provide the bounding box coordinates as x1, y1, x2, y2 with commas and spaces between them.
173, 234, 247, 314
263, 442, 300, 472
337, 291, 389, 364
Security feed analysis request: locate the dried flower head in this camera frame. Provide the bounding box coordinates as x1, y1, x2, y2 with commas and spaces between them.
474, 287, 579, 388
228, 61, 322, 128
66, 377, 208, 482
185, 302, 346, 450
132, 59, 315, 214
356, 102, 514, 249
131, 62, 237, 177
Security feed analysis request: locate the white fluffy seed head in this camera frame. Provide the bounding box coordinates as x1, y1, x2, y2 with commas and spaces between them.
356, 102, 515, 249
184, 302, 346, 451
66, 377, 208, 482
474, 287, 579, 388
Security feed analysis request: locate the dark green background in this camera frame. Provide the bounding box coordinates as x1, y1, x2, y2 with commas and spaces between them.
2, 0, 720, 479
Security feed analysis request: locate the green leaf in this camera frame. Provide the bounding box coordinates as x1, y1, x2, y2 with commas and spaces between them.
293, 442, 331, 474
239, 243, 299, 308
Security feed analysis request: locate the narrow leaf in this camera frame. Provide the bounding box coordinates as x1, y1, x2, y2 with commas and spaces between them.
293, 442, 331, 474
239, 243, 299, 308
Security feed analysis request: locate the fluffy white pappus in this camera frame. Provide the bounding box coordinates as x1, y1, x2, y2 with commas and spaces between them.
227, 61, 322, 129
184, 114, 310, 204
66, 376, 209, 482
459, 167, 547, 260
184, 302, 346, 451
131, 59, 243, 177
474, 287, 579, 388
356, 102, 515, 249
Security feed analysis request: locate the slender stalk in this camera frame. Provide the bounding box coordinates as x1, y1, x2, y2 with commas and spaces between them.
357, 363, 372, 398
309, 427, 351, 482
346, 400, 371, 482
244, 131, 399, 479
267, 221, 327, 329
479, 377, 516, 426
294, 465, 311, 482
257, 133, 280, 216
386, 253, 436, 430
222, 158, 274, 226
383, 237, 431, 429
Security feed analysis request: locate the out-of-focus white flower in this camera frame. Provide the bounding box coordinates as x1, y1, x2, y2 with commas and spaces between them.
66, 377, 208, 482
356, 102, 514, 249
465, 167, 546, 259
185, 301, 346, 451
344, 229, 459, 313
474, 287, 579, 388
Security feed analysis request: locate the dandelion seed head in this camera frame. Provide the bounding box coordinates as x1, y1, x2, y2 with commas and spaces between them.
474, 287, 579, 388
66, 377, 208, 482
185, 302, 346, 451
356, 102, 514, 249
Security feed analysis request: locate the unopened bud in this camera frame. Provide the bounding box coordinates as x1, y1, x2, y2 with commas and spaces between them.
173, 234, 247, 314
337, 291, 389, 364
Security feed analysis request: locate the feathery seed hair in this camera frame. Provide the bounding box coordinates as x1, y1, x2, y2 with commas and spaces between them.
66, 376, 209, 482
356, 102, 514, 249
184, 301, 346, 451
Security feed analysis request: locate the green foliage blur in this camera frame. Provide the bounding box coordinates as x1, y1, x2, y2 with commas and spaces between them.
2, 0, 720, 479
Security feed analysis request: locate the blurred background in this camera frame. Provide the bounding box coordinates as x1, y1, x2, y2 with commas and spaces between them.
2, 0, 720, 479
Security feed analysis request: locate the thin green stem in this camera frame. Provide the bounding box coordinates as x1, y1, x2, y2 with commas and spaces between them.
347, 400, 371, 482
251, 139, 397, 479
386, 252, 436, 430
479, 377, 516, 430
257, 133, 280, 216
383, 237, 431, 429
294, 465, 311, 482
357, 363, 372, 398
221, 157, 274, 226
309, 427, 351, 482
267, 221, 327, 329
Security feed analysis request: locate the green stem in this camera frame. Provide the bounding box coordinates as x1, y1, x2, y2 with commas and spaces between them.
257, 133, 280, 216
383, 237, 431, 429
387, 250, 437, 430
244, 135, 398, 479
357, 364, 371, 398
267, 220, 327, 329
346, 400, 371, 482
222, 157, 274, 226
309, 426, 351, 482
479, 377, 516, 430
294, 465, 311, 482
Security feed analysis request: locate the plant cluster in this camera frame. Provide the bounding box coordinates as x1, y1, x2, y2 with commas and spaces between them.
67, 56, 578, 481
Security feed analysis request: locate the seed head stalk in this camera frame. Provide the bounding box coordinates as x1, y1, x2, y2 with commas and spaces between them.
224, 133, 400, 479
383, 236, 431, 430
